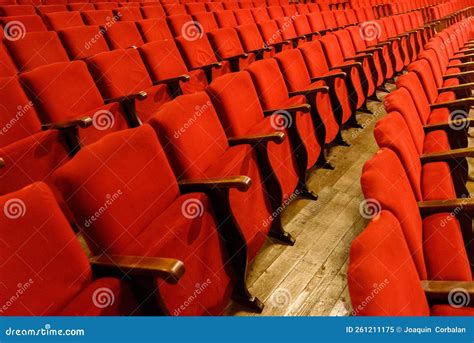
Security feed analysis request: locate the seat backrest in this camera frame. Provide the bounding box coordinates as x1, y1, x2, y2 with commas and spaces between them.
333, 28, 357, 58
68, 3, 94, 11
321, 10, 337, 29
115, 7, 142, 21
53, 125, 181, 254
58, 25, 109, 60
306, 12, 326, 32
374, 112, 423, 201
166, 14, 194, 37
5, 31, 70, 73
81, 10, 115, 26
298, 39, 331, 76
251, 7, 270, 23
267, 5, 284, 19
395, 72, 432, 126
274, 17, 298, 40
235, 23, 264, 52
192, 11, 218, 32
246, 58, 290, 109
93, 2, 116, 10
138, 40, 189, 82
141, 4, 166, 19
383, 88, 425, 155
348, 210, 430, 316
0, 42, 17, 77
214, 10, 238, 28
0, 15, 47, 33
296, 4, 309, 15
274, 48, 312, 91
207, 27, 246, 60
185, 2, 206, 15
318, 33, 345, 66
417, 49, 445, 89
44, 11, 85, 30
0, 76, 42, 147
37, 4, 68, 14
233, 8, 254, 25
223, 1, 240, 10
205, 2, 224, 12
361, 148, 427, 279
163, 3, 186, 16
148, 92, 229, 179
0, 5, 36, 16
0, 182, 94, 315
136, 18, 173, 42
175, 35, 218, 70
206, 71, 265, 137
258, 19, 283, 45
292, 13, 312, 36
406, 59, 440, 108
105, 21, 144, 49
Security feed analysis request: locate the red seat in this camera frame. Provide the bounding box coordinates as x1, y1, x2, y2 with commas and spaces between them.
223, 1, 240, 10
214, 10, 238, 28
257, 20, 291, 52
37, 4, 68, 14
185, 2, 206, 15
68, 3, 94, 11
251, 7, 270, 23
0, 15, 47, 33
86, 48, 172, 123
138, 39, 208, 95
93, 2, 116, 10
166, 14, 194, 37
0, 5, 36, 16
20, 61, 130, 146
0, 182, 146, 316
44, 11, 85, 30
81, 10, 115, 26
266, 5, 284, 19
4, 31, 69, 72
115, 7, 142, 21
349, 210, 474, 316
136, 18, 173, 42
205, 2, 224, 12
140, 4, 166, 19
361, 148, 472, 281
58, 25, 110, 60
53, 125, 234, 316
105, 21, 144, 49
163, 3, 186, 16
233, 8, 254, 25
235, 23, 272, 59
192, 11, 218, 32
0, 42, 17, 77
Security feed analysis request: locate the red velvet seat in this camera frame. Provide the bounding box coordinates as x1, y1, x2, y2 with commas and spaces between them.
58, 25, 110, 60
166, 14, 194, 37
53, 125, 233, 316
257, 20, 291, 52
163, 3, 186, 16
233, 8, 254, 25
246, 58, 322, 170
266, 5, 284, 19
20, 61, 130, 146
206, 71, 301, 200
192, 11, 218, 32
141, 5, 166, 19
235, 23, 272, 59
175, 35, 231, 83
4, 31, 69, 73
44, 11, 85, 30
205, 1, 224, 12
214, 10, 238, 28
138, 39, 208, 95
0, 182, 144, 316
115, 7, 142, 21
68, 3, 94, 11
223, 1, 240, 11
251, 6, 270, 23
207, 27, 255, 71
86, 48, 172, 123
0, 42, 18, 77
361, 148, 472, 281
349, 210, 474, 316
148, 91, 290, 260
81, 10, 115, 26
0, 4, 36, 16
93, 2, 116, 10
105, 21, 144, 49
136, 18, 173, 42
185, 2, 206, 15
0, 15, 47, 33
37, 4, 68, 14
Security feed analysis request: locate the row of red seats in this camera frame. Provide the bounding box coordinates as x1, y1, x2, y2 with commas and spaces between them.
0, 2, 469, 316
350, 16, 474, 315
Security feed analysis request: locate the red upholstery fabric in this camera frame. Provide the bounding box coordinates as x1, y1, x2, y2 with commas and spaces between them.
0, 5, 36, 16
5, 31, 69, 72
141, 5, 166, 20
106, 21, 144, 49
207, 28, 255, 70
44, 11, 85, 30
116, 7, 143, 21
20, 61, 129, 146
0, 15, 47, 32
431, 305, 474, 316
0, 43, 17, 77
214, 10, 238, 28
81, 10, 115, 26
136, 18, 174, 42
193, 11, 219, 32
167, 14, 194, 36
234, 9, 254, 25
54, 125, 233, 315
251, 7, 270, 23
148, 92, 273, 260
206, 71, 299, 199
348, 210, 430, 316
59, 26, 110, 60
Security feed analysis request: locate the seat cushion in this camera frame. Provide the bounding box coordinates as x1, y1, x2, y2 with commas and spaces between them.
423, 131, 451, 154
422, 213, 472, 281
60, 278, 139, 316
431, 304, 474, 316
421, 162, 457, 201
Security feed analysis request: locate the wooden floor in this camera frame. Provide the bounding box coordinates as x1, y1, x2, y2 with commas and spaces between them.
224, 87, 394, 316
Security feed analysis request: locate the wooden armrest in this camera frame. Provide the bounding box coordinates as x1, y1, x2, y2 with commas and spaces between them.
418, 198, 474, 215
449, 54, 474, 61
228, 132, 285, 146
153, 74, 190, 86
90, 255, 185, 284
443, 71, 474, 80
330, 62, 362, 71
288, 85, 329, 97
178, 176, 252, 193
263, 103, 311, 116
222, 53, 249, 61
422, 280, 474, 304
423, 118, 474, 133
448, 62, 474, 69
420, 147, 474, 163
386, 37, 401, 42
248, 46, 273, 54
192, 62, 222, 71
311, 72, 347, 82
374, 41, 391, 47
344, 53, 373, 62
358, 47, 383, 53
397, 33, 410, 38
455, 50, 474, 56
430, 98, 474, 110
104, 91, 148, 104
438, 83, 474, 92
268, 40, 291, 48
0, 158, 4, 168
41, 116, 92, 130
